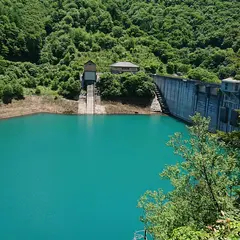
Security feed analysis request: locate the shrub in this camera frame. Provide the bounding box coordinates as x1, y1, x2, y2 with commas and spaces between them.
12, 83, 24, 99
188, 67, 220, 83
35, 87, 41, 95
2, 84, 13, 104
97, 72, 154, 99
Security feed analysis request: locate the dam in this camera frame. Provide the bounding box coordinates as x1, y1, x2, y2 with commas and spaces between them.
154, 75, 240, 132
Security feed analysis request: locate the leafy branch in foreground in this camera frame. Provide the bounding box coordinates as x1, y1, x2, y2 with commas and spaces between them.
138, 113, 240, 239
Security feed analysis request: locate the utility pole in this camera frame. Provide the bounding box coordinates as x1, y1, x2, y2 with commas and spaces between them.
144, 230, 147, 240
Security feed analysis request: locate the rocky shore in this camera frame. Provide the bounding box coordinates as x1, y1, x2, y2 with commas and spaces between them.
0, 96, 161, 120
0, 96, 78, 120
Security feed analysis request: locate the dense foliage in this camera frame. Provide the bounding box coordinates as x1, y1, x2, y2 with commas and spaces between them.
96, 72, 154, 99
0, 0, 240, 102
138, 114, 240, 239
218, 130, 240, 149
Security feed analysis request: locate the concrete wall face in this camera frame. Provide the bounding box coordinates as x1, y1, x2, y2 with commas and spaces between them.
154, 75, 240, 132
155, 77, 195, 122
219, 94, 240, 132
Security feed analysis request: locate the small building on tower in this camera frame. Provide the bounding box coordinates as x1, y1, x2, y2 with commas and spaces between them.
83, 60, 97, 88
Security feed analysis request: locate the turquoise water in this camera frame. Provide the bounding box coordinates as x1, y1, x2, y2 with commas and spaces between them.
0, 114, 187, 240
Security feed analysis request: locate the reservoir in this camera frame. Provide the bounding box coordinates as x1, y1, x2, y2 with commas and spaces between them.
0, 114, 187, 240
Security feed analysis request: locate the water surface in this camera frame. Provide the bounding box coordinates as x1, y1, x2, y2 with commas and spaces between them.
0, 114, 187, 240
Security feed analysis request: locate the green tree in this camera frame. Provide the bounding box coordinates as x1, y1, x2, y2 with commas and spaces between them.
35, 86, 41, 95
188, 67, 220, 83
99, 18, 113, 34
12, 83, 24, 99
166, 62, 175, 74
218, 65, 236, 80
58, 77, 80, 99
96, 73, 121, 99
1, 0, 240, 101
112, 26, 124, 38
127, 25, 144, 37
170, 221, 240, 239
138, 114, 240, 239
217, 130, 240, 149
2, 84, 13, 104
0, 81, 3, 100
86, 15, 99, 32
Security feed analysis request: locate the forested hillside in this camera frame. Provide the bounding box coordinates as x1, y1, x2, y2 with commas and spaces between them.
0, 0, 240, 102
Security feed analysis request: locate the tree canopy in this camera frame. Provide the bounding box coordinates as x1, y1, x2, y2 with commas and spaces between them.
96, 72, 155, 99
0, 0, 240, 102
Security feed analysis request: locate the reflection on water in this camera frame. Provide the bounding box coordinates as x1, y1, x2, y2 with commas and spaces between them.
86, 115, 94, 128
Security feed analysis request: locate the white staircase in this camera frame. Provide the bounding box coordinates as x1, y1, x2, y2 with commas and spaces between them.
78, 83, 106, 115
86, 84, 94, 114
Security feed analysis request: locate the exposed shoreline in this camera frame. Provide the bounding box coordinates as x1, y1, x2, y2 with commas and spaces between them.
0, 96, 161, 120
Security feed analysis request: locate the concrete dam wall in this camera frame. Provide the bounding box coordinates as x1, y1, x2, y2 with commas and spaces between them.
154, 75, 240, 132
